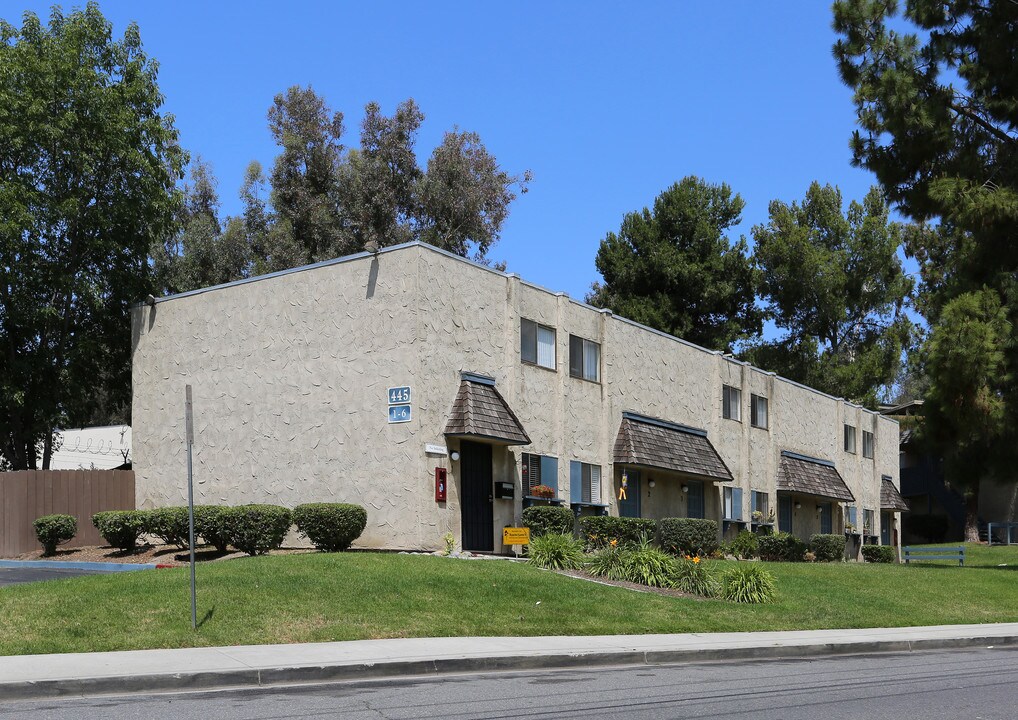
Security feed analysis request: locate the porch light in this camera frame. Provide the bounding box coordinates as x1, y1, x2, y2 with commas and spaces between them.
450, 451, 461, 461
648, 480, 656, 488
794, 501, 801, 509
681, 484, 689, 493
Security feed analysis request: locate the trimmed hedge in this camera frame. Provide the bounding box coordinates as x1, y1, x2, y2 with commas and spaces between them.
862, 544, 896, 563
92, 510, 148, 551
522, 505, 575, 538
758, 531, 807, 562
293, 503, 367, 552
194, 505, 231, 552
579, 516, 657, 550
809, 534, 847, 562
224, 504, 293, 556
33, 514, 76, 556
658, 518, 719, 557
146, 507, 191, 549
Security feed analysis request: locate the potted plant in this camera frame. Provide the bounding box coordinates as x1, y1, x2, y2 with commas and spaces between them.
531, 484, 555, 499
844, 522, 855, 533
752, 510, 764, 522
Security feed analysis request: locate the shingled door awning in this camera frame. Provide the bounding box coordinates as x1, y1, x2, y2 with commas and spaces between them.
881, 475, 910, 511
777, 451, 855, 502
444, 372, 531, 445
613, 412, 733, 482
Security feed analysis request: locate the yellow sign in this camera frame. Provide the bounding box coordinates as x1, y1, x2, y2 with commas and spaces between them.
503, 527, 531, 545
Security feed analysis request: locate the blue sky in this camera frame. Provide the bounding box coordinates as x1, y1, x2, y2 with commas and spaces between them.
14, 1, 877, 300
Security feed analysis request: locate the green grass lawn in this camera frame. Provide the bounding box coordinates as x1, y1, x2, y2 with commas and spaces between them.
1, 543, 1016, 656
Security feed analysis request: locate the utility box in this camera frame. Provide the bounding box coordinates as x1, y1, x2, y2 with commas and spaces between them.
493, 481, 514, 499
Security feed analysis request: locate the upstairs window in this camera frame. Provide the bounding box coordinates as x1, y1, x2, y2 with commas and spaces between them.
521, 319, 556, 370
844, 424, 857, 454
522, 453, 558, 497
569, 334, 600, 382
862, 430, 874, 459
750, 394, 769, 429
722, 385, 742, 421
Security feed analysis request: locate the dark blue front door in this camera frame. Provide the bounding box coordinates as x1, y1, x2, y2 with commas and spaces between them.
779, 495, 793, 533
687, 480, 704, 519
618, 470, 641, 518
820, 503, 832, 534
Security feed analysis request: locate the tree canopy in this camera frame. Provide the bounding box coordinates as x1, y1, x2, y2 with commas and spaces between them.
747, 183, 914, 406
588, 177, 763, 352
0, 3, 184, 469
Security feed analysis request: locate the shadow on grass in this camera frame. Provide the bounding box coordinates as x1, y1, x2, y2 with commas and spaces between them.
197, 606, 216, 629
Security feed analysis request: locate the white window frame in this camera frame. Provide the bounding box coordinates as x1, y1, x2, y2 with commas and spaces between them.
862, 430, 874, 459
844, 424, 857, 454
521, 319, 556, 371
722, 385, 742, 421
750, 394, 768, 429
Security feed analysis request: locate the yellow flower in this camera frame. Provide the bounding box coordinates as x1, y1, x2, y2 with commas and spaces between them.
693, 556, 701, 564
609, 539, 618, 547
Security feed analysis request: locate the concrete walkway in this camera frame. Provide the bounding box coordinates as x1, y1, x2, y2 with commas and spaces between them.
2, 623, 1017, 701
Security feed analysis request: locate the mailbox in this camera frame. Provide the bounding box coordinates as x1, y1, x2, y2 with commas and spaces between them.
435, 467, 447, 502
493, 481, 514, 499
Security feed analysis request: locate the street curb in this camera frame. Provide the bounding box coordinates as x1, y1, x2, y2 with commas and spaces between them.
0, 560, 156, 572
2, 632, 1015, 701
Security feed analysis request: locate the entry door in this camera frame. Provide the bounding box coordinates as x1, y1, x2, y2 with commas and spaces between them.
687, 481, 704, 519
819, 503, 832, 534
881, 511, 891, 546
459, 441, 493, 552
618, 470, 641, 518
779, 495, 793, 533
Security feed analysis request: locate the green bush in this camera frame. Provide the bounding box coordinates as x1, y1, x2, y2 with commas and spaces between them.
657, 518, 719, 557
224, 504, 293, 556
586, 544, 630, 581
758, 531, 807, 562
194, 505, 231, 552
580, 516, 656, 550
293, 503, 367, 552
809, 534, 847, 562
670, 556, 719, 597
146, 507, 192, 549
728, 530, 759, 559
92, 510, 148, 551
862, 544, 896, 563
720, 564, 777, 603
33, 514, 77, 556
621, 536, 677, 588
527, 533, 586, 570
522, 505, 575, 538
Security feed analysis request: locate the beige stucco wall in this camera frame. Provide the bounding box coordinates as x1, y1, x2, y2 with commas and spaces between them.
132, 242, 902, 553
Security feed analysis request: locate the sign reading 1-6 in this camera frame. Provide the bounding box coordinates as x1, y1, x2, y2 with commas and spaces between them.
388, 404, 412, 423
388, 386, 411, 404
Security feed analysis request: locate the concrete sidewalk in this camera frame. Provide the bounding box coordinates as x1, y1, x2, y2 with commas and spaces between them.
2, 623, 1017, 701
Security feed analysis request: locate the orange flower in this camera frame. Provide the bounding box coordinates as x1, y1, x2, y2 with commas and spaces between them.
693, 556, 701, 564
609, 539, 618, 547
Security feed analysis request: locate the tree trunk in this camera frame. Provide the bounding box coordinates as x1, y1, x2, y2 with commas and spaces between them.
42, 429, 54, 470
964, 485, 982, 543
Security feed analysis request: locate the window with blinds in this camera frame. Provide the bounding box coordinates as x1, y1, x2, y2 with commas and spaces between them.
722, 385, 742, 421
569, 461, 602, 504
750, 394, 768, 429
568, 334, 600, 382
522, 453, 558, 495
844, 424, 857, 454
521, 319, 556, 370
862, 430, 874, 458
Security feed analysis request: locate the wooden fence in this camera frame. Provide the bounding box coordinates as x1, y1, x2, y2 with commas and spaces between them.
0, 470, 135, 557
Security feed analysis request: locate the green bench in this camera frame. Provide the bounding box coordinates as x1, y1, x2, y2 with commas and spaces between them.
903, 546, 964, 566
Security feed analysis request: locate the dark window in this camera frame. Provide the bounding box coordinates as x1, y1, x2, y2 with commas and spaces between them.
862, 430, 874, 459
750, 394, 768, 429
844, 424, 857, 454
521, 319, 556, 370
568, 334, 600, 382
687, 481, 705, 519
819, 503, 832, 534
569, 461, 602, 504
522, 453, 558, 496
723, 385, 742, 421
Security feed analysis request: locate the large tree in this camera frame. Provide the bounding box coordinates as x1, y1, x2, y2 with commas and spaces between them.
588, 176, 762, 352
0, 3, 184, 470
834, 0, 1018, 538
747, 183, 914, 406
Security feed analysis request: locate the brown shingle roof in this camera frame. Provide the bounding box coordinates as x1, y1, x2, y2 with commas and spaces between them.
777, 452, 855, 502
613, 413, 733, 482
444, 374, 530, 445
881, 476, 910, 511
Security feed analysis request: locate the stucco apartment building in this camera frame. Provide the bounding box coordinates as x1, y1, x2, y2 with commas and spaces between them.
132, 242, 905, 555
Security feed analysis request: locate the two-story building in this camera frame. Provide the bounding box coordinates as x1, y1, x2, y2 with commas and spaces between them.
131, 242, 904, 555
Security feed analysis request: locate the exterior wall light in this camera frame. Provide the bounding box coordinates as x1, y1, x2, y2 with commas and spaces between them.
794, 501, 802, 509
681, 484, 689, 493
450, 451, 460, 461
648, 480, 656, 488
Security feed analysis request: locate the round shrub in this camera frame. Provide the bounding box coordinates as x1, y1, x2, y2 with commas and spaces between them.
33, 514, 77, 556
809, 534, 847, 562
861, 544, 896, 563
657, 518, 719, 557
293, 503, 367, 552
194, 505, 231, 552
579, 516, 656, 550
720, 564, 777, 603
522, 505, 575, 538
92, 510, 148, 551
527, 532, 585, 570
225, 504, 293, 556
758, 531, 807, 562
147, 507, 192, 549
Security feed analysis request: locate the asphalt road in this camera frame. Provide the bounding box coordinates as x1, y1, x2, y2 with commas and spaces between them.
2, 646, 1016, 719
0, 567, 111, 587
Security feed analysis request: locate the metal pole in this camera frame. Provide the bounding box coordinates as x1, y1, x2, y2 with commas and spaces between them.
185, 385, 197, 631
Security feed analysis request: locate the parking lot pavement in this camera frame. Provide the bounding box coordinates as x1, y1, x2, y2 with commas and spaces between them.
0, 567, 112, 587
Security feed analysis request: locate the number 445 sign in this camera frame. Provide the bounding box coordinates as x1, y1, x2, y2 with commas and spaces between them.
388, 386, 411, 424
